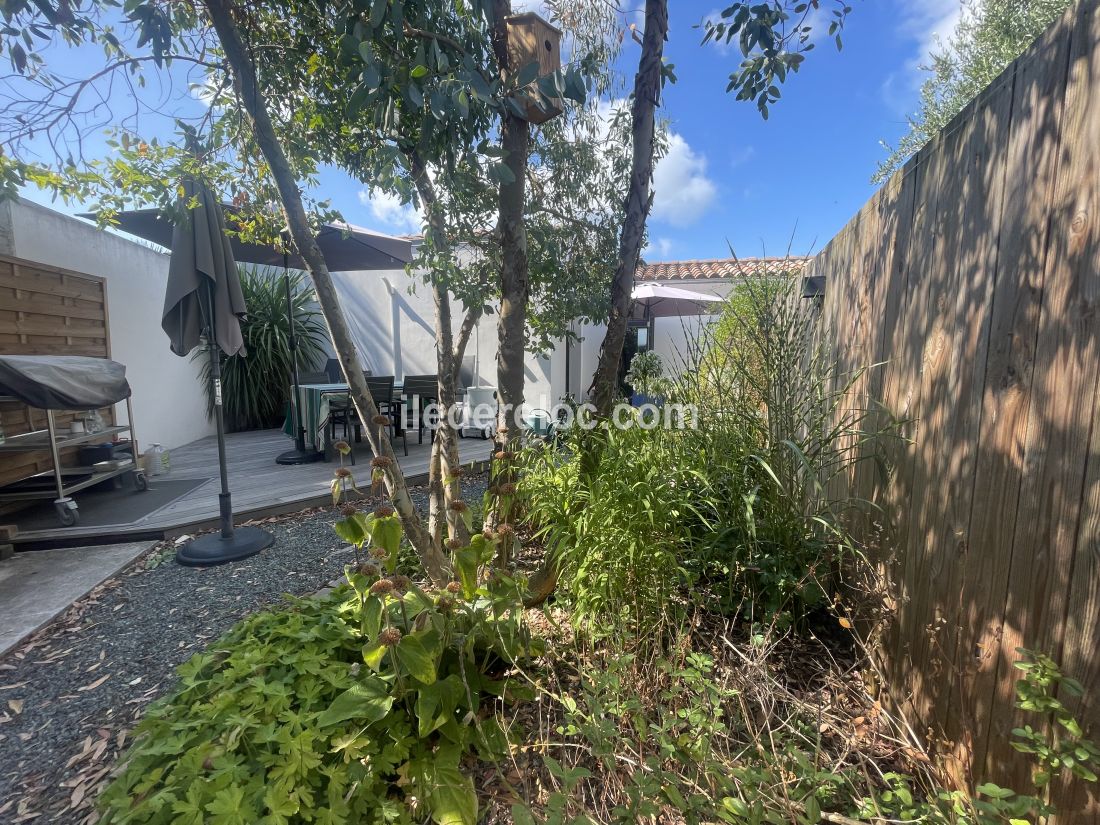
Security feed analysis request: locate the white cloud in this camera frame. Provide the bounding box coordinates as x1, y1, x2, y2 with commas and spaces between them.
643, 236, 673, 259
651, 133, 718, 228
883, 0, 963, 106
357, 189, 421, 234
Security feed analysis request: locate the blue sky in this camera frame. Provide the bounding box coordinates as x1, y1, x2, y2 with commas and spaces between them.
21, 0, 963, 264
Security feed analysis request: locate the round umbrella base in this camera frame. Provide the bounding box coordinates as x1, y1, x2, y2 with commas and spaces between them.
276, 447, 325, 465
176, 526, 274, 567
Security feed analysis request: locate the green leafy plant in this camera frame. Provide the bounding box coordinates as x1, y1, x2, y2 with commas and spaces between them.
99, 510, 536, 825
624, 350, 664, 398
199, 265, 328, 431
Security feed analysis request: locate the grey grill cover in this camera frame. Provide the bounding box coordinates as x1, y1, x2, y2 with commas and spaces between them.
0, 355, 131, 410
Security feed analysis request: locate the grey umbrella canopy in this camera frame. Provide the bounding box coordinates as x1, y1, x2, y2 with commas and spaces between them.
89, 206, 412, 270
163, 180, 248, 357
164, 179, 273, 567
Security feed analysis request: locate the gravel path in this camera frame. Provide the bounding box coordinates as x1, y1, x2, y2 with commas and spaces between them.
0, 476, 485, 824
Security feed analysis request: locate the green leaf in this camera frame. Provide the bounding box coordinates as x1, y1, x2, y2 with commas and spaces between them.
317, 678, 393, 728
411, 64, 429, 79
334, 515, 366, 547
362, 595, 383, 639
976, 783, 1015, 800
371, 515, 402, 570
362, 640, 387, 670
510, 805, 537, 825
424, 745, 477, 825
396, 630, 439, 685
415, 674, 464, 737
515, 59, 540, 89
454, 546, 479, 600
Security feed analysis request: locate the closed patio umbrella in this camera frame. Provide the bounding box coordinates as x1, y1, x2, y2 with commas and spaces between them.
164, 179, 273, 566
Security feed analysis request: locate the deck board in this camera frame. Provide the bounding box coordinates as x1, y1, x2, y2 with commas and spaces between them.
14, 429, 492, 543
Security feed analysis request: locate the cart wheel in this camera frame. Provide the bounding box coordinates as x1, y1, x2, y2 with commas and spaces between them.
481, 425, 493, 440
133, 471, 149, 492
55, 500, 79, 527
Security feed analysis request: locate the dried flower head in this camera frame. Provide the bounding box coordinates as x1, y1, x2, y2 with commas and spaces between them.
370, 578, 396, 596
370, 456, 394, 469
449, 466, 466, 478
482, 527, 494, 540
333, 440, 351, 455
498, 482, 517, 496
355, 562, 380, 578
371, 414, 391, 426
340, 503, 358, 518
370, 545, 389, 561
446, 537, 465, 551
447, 500, 469, 513
378, 627, 402, 646
496, 523, 516, 539
487, 484, 500, 496
493, 451, 507, 462
435, 593, 455, 612
390, 574, 411, 593
445, 580, 462, 595
334, 467, 352, 479
374, 504, 395, 518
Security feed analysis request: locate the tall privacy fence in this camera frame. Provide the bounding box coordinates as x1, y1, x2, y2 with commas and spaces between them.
806, 0, 1100, 818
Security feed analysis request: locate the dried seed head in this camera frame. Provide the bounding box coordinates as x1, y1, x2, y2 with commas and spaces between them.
374, 504, 395, 518
356, 562, 380, 578
447, 499, 469, 513
369, 545, 389, 561
333, 440, 351, 454
370, 578, 396, 596
446, 537, 465, 551
378, 627, 402, 646
340, 503, 358, 518
482, 528, 494, 540
436, 593, 455, 612
496, 523, 516, 539
371, 414, 391, 426
391, 574, 411, 593
449, 466, 466, 478
370, 456, 394, 469
445, 580, 462, 594
493, 451, 507, 461
334, 467, 352, 479
498, 482, 517, 496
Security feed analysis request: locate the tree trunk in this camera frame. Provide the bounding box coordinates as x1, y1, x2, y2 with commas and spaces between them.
588, 0, 668, 418
204, 0, 449, 582
488, 0, 530, 530
526, 0, 668, 607
407, 150, 472, 548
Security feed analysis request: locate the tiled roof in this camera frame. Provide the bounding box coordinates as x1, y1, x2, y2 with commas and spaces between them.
636, 256, 809, 282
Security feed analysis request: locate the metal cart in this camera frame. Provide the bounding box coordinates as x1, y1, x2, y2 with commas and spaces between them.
0, 356, 147, 527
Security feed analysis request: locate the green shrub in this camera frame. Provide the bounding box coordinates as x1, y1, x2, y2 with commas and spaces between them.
520, 422, 710, 637
99, 512, 534, 825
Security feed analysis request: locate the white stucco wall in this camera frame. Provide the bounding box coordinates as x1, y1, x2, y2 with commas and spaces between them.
329, 262, 555, 408
3, 200, 215, 450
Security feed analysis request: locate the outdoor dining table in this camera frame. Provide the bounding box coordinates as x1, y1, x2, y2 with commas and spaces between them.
283, 382, 404, 456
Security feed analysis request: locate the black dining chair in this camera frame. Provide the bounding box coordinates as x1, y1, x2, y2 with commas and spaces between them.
401, 374, 438, 444
349, 375, 407, 456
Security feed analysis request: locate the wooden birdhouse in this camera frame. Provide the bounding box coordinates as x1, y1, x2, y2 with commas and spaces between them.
505, 12, 563, 124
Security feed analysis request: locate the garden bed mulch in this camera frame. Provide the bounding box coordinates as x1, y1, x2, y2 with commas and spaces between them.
0, 476, 486, 825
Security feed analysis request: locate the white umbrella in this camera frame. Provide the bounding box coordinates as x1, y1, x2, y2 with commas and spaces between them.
630, 282, 724, 318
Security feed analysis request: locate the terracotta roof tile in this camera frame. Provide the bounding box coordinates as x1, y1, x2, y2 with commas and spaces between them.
636, 256, 809, 282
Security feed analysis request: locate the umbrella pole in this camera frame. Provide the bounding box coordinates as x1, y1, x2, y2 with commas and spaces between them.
177, 279, 274, 566
276, 259, 323, 465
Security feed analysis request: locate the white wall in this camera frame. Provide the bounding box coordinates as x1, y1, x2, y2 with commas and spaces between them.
329, 262, 555, 407
3, 200, 215, 450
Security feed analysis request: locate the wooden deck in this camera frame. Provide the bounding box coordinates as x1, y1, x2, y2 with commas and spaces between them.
14, 428, 493, 546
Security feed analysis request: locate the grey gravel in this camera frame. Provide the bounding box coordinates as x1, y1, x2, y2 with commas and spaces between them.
0, 475, 485, 823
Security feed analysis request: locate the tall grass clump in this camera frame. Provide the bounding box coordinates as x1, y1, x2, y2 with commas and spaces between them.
675, 267, 891, 625
519, 261, 893, 638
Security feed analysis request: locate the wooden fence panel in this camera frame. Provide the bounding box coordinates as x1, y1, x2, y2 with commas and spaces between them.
806, 1, 1100, 818
0, 254, 113, 490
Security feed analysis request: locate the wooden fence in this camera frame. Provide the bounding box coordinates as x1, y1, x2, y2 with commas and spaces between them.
0, 253, 114, 490
808, 0, 1100, 817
